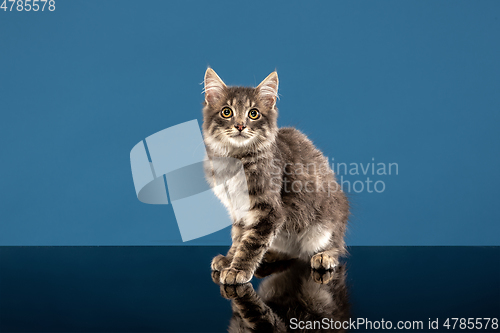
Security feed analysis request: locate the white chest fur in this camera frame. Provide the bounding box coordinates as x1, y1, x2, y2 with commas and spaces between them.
210, 164, 250, 223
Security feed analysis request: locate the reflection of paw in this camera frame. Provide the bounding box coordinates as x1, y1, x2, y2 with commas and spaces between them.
311, 252, 337, 270
211, 254, 230, 271
220, 283, 253, 299
311, 269, 335, 284
220, 267, 252, 285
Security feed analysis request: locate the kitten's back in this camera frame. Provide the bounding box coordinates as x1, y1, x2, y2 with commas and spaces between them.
276, 127, 329, 167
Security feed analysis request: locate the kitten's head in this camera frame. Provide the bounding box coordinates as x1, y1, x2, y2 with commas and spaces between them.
202, 68, 279, 155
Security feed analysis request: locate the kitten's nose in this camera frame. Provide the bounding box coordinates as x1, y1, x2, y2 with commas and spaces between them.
234, 124, 246, 132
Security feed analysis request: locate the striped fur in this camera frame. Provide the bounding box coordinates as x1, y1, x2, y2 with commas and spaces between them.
203, 68, 349, 285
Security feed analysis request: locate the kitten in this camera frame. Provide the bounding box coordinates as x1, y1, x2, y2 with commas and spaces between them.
213, 259, 350, 332
202, 68, 349, 285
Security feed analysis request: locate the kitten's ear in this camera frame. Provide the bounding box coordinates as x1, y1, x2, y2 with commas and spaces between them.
204, 68, 226, 105
257, 71, 279, 107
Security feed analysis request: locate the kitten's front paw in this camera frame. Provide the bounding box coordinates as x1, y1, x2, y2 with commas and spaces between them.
311, 252, 338, 270
211, 254, 230, 271
211, 270, 221, 284
220, 267, 252, 285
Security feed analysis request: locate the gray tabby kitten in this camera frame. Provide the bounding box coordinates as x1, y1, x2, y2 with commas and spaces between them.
203, 68, 349, 285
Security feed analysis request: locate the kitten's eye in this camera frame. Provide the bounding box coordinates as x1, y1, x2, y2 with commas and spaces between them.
221, 107, 233, 118
248, 109, 260, 120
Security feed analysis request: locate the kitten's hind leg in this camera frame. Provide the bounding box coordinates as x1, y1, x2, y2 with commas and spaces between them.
255, 250, 296, 278
255, 258, 297, 278
311, 249, 340, 270
262, 250, 292, 263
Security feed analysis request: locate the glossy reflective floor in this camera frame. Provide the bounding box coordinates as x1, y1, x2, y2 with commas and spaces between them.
0, 246, 498, 332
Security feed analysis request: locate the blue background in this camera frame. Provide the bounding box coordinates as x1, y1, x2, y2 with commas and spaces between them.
0, 1, 499, 245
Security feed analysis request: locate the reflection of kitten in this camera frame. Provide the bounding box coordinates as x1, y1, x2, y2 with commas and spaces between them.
203, 68, 349, 285
213, 259, 350, 332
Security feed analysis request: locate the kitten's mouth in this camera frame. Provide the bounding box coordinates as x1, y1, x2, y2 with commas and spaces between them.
226, 131, 253, 146
230, 132, 248, 139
